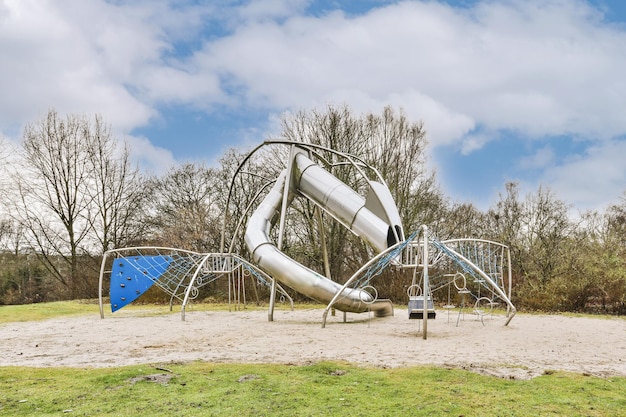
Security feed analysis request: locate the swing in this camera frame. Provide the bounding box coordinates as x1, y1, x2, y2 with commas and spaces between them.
407, 284, 436, 320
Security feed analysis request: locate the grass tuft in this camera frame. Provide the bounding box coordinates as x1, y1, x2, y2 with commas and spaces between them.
1, 362, 625, 417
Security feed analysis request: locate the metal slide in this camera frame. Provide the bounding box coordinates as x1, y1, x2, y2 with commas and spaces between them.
244, 152, 403, 317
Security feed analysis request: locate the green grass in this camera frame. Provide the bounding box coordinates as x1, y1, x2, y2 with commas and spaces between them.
0, 299, 323, 324
2, 301, 625, 416
0, 300, 101, 324
1, 362, 625, 417
3, 299, 622, 325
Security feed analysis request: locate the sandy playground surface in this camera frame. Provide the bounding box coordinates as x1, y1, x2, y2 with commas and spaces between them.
1, 306, 625, 379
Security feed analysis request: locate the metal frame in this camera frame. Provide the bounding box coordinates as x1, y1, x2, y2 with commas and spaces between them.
99, 140, 516, 338
98, 247, 293, 320
218, 140, 387, 321
321, 229, 517, 338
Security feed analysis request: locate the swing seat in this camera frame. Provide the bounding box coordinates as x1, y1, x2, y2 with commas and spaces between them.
408, 295, 436, 319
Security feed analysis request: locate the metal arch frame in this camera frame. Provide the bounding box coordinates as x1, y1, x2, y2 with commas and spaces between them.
99, 140, 517, 335
439, 238, 513, 314
442, 246, 516, 324
98, 247, 294, 320
221, 140, 404, 321
320, 230, 517, 337
99, 246, 202, 319
219, 139, 397, 253
233, 142, 516, 333
321, 228, 422, 328
320, 225, 430, 331
180, 252, 294, 320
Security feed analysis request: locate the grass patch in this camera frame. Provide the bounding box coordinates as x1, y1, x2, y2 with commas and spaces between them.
1, 362, 625, 416
0, 300, 319, 324
0, 300, 101, 324
2, 301, 626, 416
2, 299, 623, 327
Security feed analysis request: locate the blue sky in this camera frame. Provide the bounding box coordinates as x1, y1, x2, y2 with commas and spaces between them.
1, 0, 626, 213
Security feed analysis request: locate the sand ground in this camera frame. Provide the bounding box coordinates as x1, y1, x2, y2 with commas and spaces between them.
1, 307, 625, 379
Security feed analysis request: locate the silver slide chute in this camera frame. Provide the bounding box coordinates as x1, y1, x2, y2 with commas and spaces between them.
245, 151, 402, 316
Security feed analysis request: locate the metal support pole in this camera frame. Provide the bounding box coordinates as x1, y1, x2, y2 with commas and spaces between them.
422, 225, 429, 340
269, 144, 296, 322
317, 207, 332, 280
268, 278, 277, 322
98, 251, 109, 319
507, 246, 513, 317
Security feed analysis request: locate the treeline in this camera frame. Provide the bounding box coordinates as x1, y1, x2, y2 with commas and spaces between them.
0, 106, 625, 314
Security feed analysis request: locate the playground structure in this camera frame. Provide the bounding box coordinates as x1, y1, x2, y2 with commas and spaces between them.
98, 140, 516, 338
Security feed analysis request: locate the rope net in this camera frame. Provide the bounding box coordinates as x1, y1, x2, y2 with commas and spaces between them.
105, 247, 240, 311
428, 237, 510, 306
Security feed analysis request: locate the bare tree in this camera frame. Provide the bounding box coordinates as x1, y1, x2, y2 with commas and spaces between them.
0, 137, 12, 252
278, 105, 443, 280
605, 191, 626, 248
146, 162, 222, 252
441, 202, 487, 239
84, 115, 147, 252
597, 192, 626, 313
0, 136, 18, 251
11, 110, 94, 297
520, 186, 572, 283
8, 109, 145, 299
362, 106, 443, 233
216, 147, 276, 255
499, 185, 574, 310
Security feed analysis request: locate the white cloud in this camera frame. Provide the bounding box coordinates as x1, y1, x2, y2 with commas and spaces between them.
235, 0, 310, 22
459, 132, 492, 155
125, 135, 177, 175
518, 146, 556, 170
189, 0, 626, 147
0, 0, 158, 133
540, 139, 626, 211
185, 0, 626, 211
0, 0, 218, 170
3, 0, 625, 147
1, 0, 626, 212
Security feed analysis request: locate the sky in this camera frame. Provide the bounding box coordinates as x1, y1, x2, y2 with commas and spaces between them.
1, 0, 626, 213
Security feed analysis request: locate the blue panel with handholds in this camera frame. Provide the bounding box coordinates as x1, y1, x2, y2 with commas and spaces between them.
110, 255, 172, 312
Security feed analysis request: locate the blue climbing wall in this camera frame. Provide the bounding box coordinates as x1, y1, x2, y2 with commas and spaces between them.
110, 256, 172, 312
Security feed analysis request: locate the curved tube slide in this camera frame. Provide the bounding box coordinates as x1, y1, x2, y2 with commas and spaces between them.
245, 152, 402, 316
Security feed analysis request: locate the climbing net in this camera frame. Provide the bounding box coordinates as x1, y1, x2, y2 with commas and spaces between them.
351, 230, 420, 290
98, 247, 293, 319
427, 237, 514, 321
